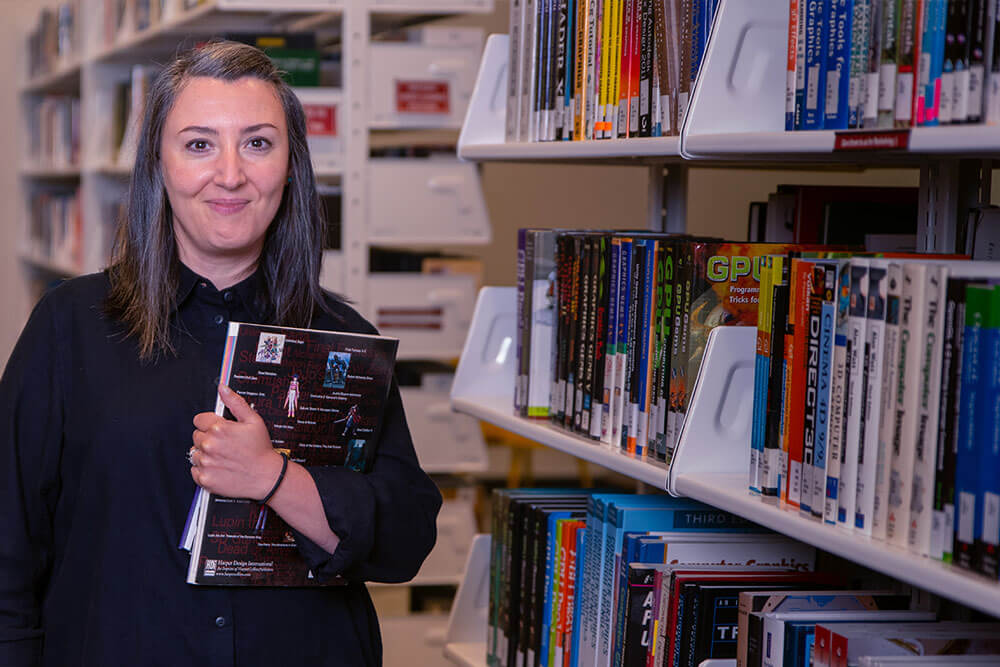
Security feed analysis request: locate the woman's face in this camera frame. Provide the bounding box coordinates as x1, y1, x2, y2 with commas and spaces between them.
161, 76, 290, 277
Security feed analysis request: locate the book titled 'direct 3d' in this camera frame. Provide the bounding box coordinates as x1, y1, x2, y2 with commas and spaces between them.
181, 322, 398, 586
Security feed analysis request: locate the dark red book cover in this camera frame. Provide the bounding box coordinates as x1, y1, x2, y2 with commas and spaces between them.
185, 322, 398, 586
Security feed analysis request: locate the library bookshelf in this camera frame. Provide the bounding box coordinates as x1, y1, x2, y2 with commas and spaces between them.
444, 0, 1000, 662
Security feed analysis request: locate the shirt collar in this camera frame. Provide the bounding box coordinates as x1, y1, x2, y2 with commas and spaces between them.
176, 261, 270, 321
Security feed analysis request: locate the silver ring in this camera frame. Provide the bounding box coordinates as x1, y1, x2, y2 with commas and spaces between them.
187, 447, 198, 467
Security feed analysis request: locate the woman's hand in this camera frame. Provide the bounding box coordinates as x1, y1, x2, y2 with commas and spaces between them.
190, 384, 284, 501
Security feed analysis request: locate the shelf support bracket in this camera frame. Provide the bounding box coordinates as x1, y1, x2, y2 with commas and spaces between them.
649, 164, 687, 233
918, 159, 992, 253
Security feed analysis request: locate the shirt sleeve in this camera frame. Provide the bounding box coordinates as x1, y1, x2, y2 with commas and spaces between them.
0, 294, 64, 666
293, 377, 443, 583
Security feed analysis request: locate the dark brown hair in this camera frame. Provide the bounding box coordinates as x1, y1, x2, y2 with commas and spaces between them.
106, 40, 332, 359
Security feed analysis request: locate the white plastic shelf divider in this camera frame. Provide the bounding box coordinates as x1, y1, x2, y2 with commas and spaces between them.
458, 35, 681, 162
681, 0, 1000, 160
443, 533, 490, 667
450, 287, 670, 488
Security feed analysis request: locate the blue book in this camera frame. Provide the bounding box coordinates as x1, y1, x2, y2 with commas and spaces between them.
615, 239, 634, 450
569, 526, 587, 667
823, 0, 854, 129
802, 0, 830, 129
635, 239, 658, 457
813, 263, 837, 518
974, 285, 1000, 578
954, 284, 988, 570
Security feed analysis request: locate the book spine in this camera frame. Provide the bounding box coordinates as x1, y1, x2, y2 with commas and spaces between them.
764, 257, 791, 499
544, 0, 558, 140
580, 498, 604, 667
876, 0, 899, 126
800, 263, 825, 516
751, 255, 775, 493
974, 285, 1000, 577
576, 238, 595, 432
666, 246, 691, 458
634, 241, 658, 456
838, 260, 869, 529
893, 0, 919, 127
650, 244, 670, 460
529, 232, 557, 418
522, 0, 538, 140
848, 0, 872, 128
862, 0, 883, 127
812, 263, 837, 517
933, 278, 966, 562
624, 242, 645, 453
540, 517, 559, 667
886, 262, 929, 547
914, 0, 935, 124
574, 0, 590, 139
926, 0, 948, 123
564, 0, 577, 140
947, 0, 974, 123
591, 0, 605, 138
628, 0, 643, 136
552, 236, 567, 422
584, 0, 599, 138
488, 492, 501, 667
954, 284, 987, 571
855, 261, 889, 535
533, 0, 548, 141
968, 0, 991, 122
785, 259, 814, 509
823, 0, 854, 130
638, 0, 654, 136
671, 245, 697, 453
597, 508, 620, 667
803, 0, 831, 129
908, 265, 948, 556
508, 0, 524, 142
569, 527, 588, 667
787, 0, 801, 130
516, 228, 528, 414
987, 0, 1000, 123
617, 0, 634, 136
872, 263, 903, 540
794, 0, 809, 128
603, 238, 622, 445
678, 0, 693, 125
591, 237, 611, 440
613, 240, 633, 449
825, 259, 851, 524
566, 237, 584, 428
555, 0, 570, 140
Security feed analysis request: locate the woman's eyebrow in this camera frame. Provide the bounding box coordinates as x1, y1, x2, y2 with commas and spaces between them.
177, 123, 278, 135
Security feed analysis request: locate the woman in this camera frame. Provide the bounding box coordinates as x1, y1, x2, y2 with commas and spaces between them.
0, 42, 441, 666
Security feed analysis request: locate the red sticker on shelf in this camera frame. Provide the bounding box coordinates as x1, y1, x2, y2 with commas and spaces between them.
833, 129, 910, 151
304, 104, 337, 137
395, 81, 450, 114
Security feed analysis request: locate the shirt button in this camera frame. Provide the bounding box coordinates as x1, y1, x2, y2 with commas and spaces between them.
223, 291, 234, 302
215, 616, 227, 628
214, 314, 224, 325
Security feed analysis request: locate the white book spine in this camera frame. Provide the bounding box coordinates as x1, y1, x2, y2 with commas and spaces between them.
886, 263, 929, 547
872, 263, 903, 540
825, 261, 852, 524
506, 0, 523, 142
854, 260, 889, 535
839, 260, 870, 530
907, 265, 948, 556
520, 0, 538, 142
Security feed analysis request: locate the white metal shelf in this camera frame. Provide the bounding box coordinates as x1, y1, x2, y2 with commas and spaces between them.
675, 472, 1000, 619
444, 642, 487, 667
457, 35, 683, 164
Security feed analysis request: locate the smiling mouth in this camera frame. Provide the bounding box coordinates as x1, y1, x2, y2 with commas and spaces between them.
206, 200, 250, 215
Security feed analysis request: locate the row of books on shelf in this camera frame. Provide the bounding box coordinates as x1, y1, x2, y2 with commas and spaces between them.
746, 253, 1000, 581
28, 2, 81, 79
513, 189, 921, 461
102, 0, 204, 46
504, 0, 718, 143
27, 187, 82, 269
785, 0, 1000, 131
488, 488, 1000, 667
29, 95, 81, 169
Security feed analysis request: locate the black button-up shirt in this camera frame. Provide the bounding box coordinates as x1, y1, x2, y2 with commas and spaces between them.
0, 266, 442, 666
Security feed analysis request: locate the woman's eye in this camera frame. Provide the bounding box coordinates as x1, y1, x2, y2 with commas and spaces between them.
247, 137, 272, 151
186, 139, 210, 152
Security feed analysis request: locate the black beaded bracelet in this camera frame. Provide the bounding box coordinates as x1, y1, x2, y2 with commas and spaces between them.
260, 452, 289, 505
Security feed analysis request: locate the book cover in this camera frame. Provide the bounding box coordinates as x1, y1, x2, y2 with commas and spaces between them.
855, 260, 889, 534
185, 322, 398, 586
871, 263, 902, 540
838, 259, 869, 528
908, 265, 947, 556
886, 262, 930, 546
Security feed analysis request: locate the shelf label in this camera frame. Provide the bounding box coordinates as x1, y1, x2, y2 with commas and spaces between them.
395, 80, 450, 114
304, 104, 337, 137
833, 130, 910, 152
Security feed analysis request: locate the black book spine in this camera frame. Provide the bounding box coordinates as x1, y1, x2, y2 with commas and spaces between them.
590, 235, 611, 440
801, 264, 825, 514
679, 582, 700, 667
621, 566, 657, 667
763, 262, 791, 497
969, 0, 991, 122
649, 242, 667, 460
622, 240, 645, 450
638, 0, 654, 136
554, 0, 569, 140
573, 237, 593, 432
513, 506, 537, 667
581, 235, 599, 434
666, 243, 692, 459
565, 236, 583, 427
553, 235, 569, 424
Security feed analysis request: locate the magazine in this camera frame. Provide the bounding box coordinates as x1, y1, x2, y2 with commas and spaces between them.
181, 321, 398, 586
